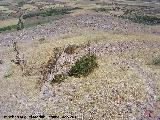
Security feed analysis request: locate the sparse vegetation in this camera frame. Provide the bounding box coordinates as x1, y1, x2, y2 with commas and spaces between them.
51, 74, 67, 84
93, 8, 109, 12
0, 25, 17, 32
38, 37, 46, 44
11, 42, 26, 72
1, 0, 160, 119
152, 57, 160, 66
0, 6, 81, 32
40, 47, 63, 80
11, 42, 22, 65
68, 53, 98, 78
23, 7, 81, 19
64, 44, 79, 54
17, 17, 24, 30
1, 7, 81, 33
0, 17, 24, 32
0, 59, 3, 64
4, 73, 13, 78
121, 13, 160, 25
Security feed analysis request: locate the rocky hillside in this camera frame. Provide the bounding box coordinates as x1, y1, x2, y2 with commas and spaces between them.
0, 1, 160, 120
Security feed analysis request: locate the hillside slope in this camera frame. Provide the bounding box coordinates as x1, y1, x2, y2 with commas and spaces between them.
0, 10, 160, 120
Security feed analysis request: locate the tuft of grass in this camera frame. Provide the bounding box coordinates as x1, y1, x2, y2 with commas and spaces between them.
51, 74, 67, 84
64, 44, 79, 54
4, 73, 13, 78
68, 53, 98, 78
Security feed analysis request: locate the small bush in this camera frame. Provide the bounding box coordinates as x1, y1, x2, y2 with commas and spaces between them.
121, 13, 160, 25
68, 53, 98, 78
51, 74, 67, 84
64, 44, 79, 54
93, 8, 110, 12
152, 57, 160, 66
4, 73, 13, 78
0, 25, 17, 32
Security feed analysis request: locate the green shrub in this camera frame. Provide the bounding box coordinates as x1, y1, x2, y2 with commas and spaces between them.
121, 14, 160, 25
23, 12, 40, 19
51, 74, 67, 84
152, 57, 160, 66
68, 53, 98, 78
0, 25, 17, 32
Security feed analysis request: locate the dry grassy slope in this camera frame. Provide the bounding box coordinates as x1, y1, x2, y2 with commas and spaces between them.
0, 0, 160, 119
0, 18, 18, 28
0, 27, 160, 119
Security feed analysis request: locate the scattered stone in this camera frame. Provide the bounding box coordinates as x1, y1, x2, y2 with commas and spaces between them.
0, 59, 3, 64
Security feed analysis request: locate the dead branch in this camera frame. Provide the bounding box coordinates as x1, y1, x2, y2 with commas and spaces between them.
11, 41, 26, 72
40, 47, 63, 80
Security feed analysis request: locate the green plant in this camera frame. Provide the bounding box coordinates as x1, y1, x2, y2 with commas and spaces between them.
152, 57, 160, 66
93, 8, 110, 12
51, 74, 67, 84
120, 13, 160, 25
4, 73, 13, 78
17, 20, 24, 30
23, 7, 81, 19
68, 53, 98, 78
0, 25, 17, 32
64, 44, 79, 54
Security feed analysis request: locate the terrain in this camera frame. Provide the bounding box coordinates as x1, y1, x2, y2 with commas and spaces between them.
0, 0, 160, 120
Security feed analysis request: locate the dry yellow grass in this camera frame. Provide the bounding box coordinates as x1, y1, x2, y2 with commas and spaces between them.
2, 28, 159, 75
0, 18, 18, 28
2, 9, 17, 14
1, 27, 160, 119
21, 4, 38, 11
43, 50, 151, 119
0, 6, 9, 11
20, 28, 160, 76
0, 1, 160, 118
0, 62, 40, 100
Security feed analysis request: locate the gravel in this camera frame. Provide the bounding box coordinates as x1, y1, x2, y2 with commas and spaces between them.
0, 12, 160, 47
0, 12, 160, 120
